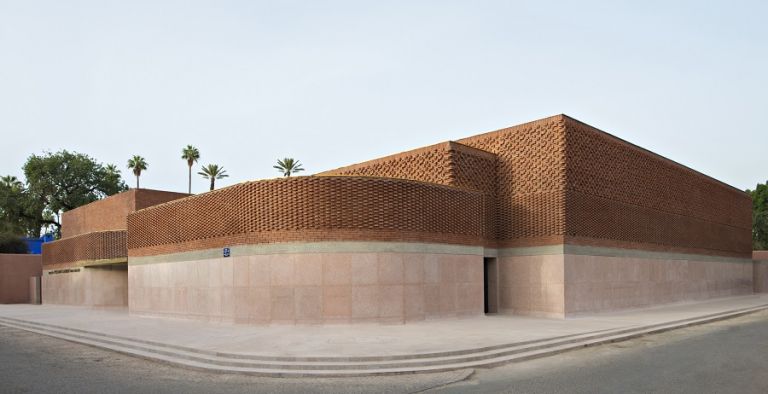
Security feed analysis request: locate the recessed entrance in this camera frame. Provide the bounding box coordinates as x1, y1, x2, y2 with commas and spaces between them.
483, 257, 498, 314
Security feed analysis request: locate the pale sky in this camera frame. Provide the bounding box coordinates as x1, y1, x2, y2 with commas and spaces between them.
1, 1, 765, 193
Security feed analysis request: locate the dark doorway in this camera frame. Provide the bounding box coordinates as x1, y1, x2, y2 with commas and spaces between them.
483, 257, 498, 314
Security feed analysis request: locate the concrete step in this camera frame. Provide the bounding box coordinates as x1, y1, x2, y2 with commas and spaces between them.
1, 304, 766, 377
0, 316, 631, 370
4, 303, 765, 366
0, 314, 621, 362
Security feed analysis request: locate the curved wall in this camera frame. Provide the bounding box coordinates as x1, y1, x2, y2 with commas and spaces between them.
127, 176, 487, 257
320, 141, 498, 244
129, 250, 483, 324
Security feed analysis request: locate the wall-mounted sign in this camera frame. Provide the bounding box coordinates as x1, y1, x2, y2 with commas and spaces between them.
223, 247, 231, 258
47, 268, 81, 275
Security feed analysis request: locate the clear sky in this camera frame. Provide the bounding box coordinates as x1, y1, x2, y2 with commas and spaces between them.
1, 1, 765, 193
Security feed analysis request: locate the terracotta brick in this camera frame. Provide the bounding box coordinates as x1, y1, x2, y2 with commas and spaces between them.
62, 189, 188, 239
126, 177, 485, 257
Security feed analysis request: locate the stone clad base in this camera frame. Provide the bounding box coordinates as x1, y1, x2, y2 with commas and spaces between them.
128, 246, 484, 324
495, 246, 754, 318
42, 265, 128, 307
128, 243, 756, 322
496, 254, 565, 318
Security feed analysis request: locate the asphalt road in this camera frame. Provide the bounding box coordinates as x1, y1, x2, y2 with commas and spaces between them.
437, 310, 768, 394
1, 311, 768, 394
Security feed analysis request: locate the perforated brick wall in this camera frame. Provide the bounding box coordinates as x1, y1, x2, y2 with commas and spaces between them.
117, 115, 749, 259
47, 189, 188, 268
42, 230, 127, 269
62, 189, 188, 238
320, 142, 497, 191
562, 117, 752, 257
325, 116, 571, 247
322, 141, 499, 243
127, 176, 486, 257
323, 114, 750, 257
133, 189, 191, 210
458, 117, 568, 247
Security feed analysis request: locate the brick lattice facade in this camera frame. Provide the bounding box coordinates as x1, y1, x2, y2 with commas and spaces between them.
321, 141, 498, 243
458, 116, 568, 247
323, 117, 568, 248
120, 115, 750, 259
323, 115, 750, 257
561, 117, 751, 257
43, 230, 127, 269
127, 176, 487, 257
44, 189, 189, 269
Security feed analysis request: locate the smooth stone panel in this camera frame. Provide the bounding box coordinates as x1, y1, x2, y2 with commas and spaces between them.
128, 250, 484, 325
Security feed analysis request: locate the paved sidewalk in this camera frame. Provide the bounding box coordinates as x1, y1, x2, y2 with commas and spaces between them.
1, 295, 767, 358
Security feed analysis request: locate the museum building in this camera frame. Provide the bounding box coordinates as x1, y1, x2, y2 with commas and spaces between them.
41, 115, 756, 323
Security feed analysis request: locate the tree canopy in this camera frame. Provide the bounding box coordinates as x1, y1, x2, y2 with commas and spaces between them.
273, 158, 305, 177
127, 155, 148, 189
748, 181, 768, 250
0, 232, 27, 254
182, 145, 200, 194
0, 177, 40, 236
198, 164, 228, 191
0, 150, 127, 237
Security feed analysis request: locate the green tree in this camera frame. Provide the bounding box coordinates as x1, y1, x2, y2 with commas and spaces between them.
127, 155, 148, 189
748, 181, 768, 250
17, 150, 127, 236
0, 177, 39, 236
0, 232, 28, 254
181, 145, 200, 194
0, 176, 20, 232
104, 164, 123, 188
198, 164, 228, 191
0, 176, 23, 190
273, 158, 305, 177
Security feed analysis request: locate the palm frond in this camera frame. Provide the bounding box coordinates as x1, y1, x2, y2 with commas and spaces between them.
274, 157, 304, 176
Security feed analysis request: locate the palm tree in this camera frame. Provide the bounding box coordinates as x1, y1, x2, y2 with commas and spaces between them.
273, 158, 305, 177
198, 164, 228, 191
0, 175, 23, 190
181, 145, 200, 194
127, 155, 148, 189
105, 164, 120, 175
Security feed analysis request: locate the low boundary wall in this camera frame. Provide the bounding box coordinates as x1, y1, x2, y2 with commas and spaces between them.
0, 254, 42, 304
